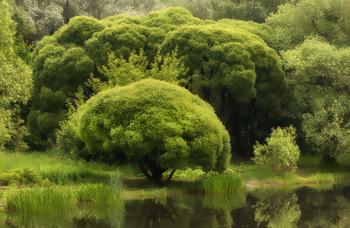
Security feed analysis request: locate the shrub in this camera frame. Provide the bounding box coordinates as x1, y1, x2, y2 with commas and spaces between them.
65, 79, 231, 183
0, 168, 42, 186
253, 126, 300, 176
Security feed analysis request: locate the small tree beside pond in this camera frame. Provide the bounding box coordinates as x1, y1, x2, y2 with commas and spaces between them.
61, 79, 231, 184
253, 126, 300, 176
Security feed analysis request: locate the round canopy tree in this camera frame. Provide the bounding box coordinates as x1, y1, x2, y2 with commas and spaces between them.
71, 79, 231, 183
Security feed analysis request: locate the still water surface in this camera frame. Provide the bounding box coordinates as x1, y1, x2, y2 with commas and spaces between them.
2, 182, 350, 227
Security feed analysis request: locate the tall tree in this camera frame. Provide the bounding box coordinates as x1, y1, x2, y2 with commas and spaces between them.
282, 37, 350, 159
0, 0, 32, 150
161, 24, 286, 157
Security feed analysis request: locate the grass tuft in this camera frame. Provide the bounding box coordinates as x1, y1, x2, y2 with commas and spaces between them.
308, 173, 335, 183
7, 187, 74, 215
200, 172, 244, 194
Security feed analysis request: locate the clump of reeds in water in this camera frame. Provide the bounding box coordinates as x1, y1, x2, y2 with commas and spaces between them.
75, 171, 125, 227
200, 170, 244, 194
308, 173, 336, 184
76, 170, 124, 206
6, 187, 75, 215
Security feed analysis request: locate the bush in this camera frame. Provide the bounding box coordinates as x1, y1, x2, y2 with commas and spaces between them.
0, 168, 42, 186
253, 126, 300, 176
64, 79, 231, 183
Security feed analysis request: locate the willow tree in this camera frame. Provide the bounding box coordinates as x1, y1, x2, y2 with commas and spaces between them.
65, 79, 231, 183
161, 24, 286, 157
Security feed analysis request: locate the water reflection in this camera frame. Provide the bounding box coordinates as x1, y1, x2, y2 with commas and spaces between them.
3, 201, 125, 228
297, 186, 350, 227
3, 182, 350, 227
254, 191, 301, 228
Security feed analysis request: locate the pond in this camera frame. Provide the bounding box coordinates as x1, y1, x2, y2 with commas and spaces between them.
2, 182, 350, 227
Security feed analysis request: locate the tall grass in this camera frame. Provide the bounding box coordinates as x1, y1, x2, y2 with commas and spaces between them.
76, 170, 124, 206
0, 151, 120, 185
200, 172, 244, 194
308, 173, 336, 183
76, 183, 122, 206
7, 187, 75, 215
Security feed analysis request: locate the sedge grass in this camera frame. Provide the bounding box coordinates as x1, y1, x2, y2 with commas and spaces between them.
0, 151, 119, 185
76, 183, 123, 206
7, 187, 75, 215
308, 173, 336, 183
200, 173, 244, 194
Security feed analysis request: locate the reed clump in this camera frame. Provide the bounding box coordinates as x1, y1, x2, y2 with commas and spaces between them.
200, 171, 244, 194
76, 171, 124, 206
308, 173, 336, 183
6, 187, 75, 215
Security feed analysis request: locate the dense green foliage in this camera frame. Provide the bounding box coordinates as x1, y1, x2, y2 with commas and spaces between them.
161, 23, 286, 157
0, 0, 32, 150
211, 0, 290, 22
282, 38, 350, 158
253, 126, 300, 175
9, 0, 289, 44
29, 8, 284, 156
27, 8, 196, 147
9, 0, 165, 43
268, 0, 350, 51
98, 49, 188, 87
62, 79, 231, 182
1, 0, 349, 193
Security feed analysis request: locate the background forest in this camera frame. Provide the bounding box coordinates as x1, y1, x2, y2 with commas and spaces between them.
1, 0, 350, 176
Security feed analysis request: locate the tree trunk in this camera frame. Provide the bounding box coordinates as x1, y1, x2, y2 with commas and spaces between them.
138, 160, 152, 180
321, 154, 337, 165
144, 157, 166, 185
246, 99, 257, 157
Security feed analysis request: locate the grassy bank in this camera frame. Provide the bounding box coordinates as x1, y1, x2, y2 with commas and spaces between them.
1, 151, 350, 204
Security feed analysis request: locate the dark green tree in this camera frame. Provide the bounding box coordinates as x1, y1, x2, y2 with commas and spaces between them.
161, 24, 286, 157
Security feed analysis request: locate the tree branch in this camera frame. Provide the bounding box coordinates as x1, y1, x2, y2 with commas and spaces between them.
138, 160, 152, 180
166, 169, 176, 184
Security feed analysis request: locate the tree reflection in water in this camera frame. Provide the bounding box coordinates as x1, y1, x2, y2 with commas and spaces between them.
297, 186, 350, 228
254, 191, 301, 228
